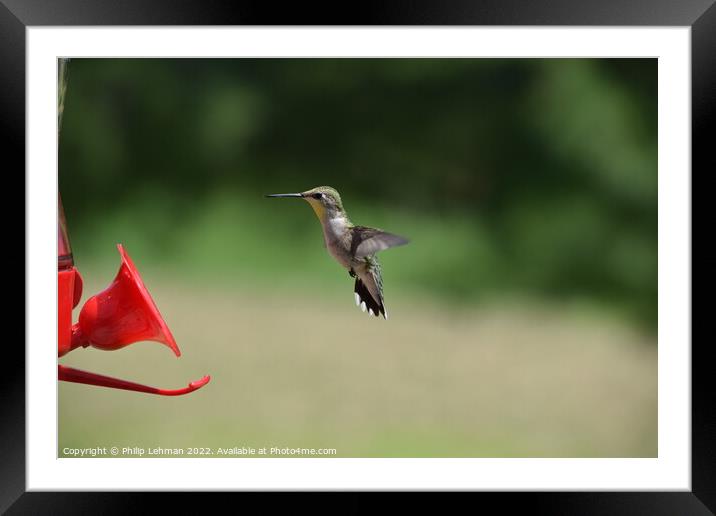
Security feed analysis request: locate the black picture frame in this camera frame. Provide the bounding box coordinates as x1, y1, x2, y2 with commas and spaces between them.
5, 0, 712, 512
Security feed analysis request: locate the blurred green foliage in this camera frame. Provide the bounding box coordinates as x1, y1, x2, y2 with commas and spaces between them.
59, 58, 656, 330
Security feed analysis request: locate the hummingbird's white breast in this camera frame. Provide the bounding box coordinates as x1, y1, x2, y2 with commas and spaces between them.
321, 215, 352, 269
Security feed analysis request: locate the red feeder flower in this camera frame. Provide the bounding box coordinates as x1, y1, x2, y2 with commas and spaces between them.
58, 196, 210, 396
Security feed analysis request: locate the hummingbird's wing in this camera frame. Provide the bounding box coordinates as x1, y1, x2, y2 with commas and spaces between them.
351, 226, 409, 259
354, 257, 387, 319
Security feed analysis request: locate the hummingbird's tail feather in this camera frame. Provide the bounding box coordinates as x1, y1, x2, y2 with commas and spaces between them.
354, 276, 386, 319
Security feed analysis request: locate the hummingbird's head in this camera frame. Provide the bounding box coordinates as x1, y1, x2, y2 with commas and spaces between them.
266, 186, 345, 221
301, 186, 344, 216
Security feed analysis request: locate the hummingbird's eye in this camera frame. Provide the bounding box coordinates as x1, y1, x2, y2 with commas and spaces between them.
313, 193, 323, 200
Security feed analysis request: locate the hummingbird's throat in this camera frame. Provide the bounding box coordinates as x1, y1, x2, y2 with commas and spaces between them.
306, 197, 327, 222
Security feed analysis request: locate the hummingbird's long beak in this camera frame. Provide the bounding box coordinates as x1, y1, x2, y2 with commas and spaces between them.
265, 193, 304, 198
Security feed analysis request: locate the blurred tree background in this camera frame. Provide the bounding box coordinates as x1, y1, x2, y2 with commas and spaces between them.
60, 58, 656, 329
59, 59, 657, 458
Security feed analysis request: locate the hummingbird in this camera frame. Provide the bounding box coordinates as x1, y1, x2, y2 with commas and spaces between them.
266, 186, 409, 319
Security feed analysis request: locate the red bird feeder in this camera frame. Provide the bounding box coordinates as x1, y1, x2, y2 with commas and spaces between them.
58, 196, 210, 396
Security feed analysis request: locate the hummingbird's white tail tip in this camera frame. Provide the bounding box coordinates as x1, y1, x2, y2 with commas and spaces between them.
354, 277, 388, 319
